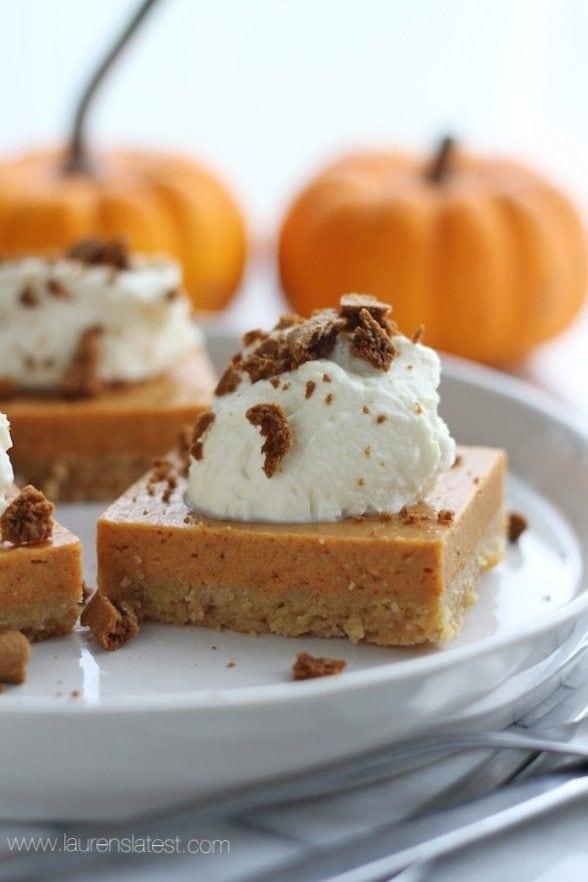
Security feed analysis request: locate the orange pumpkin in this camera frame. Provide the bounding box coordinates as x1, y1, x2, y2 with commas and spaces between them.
279, 138, 587, 362
0, 148, 247, 312
0, 0, 246, 311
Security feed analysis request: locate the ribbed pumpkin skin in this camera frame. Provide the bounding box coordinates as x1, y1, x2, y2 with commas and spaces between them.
0, 149, 247, 311
279, 151, 587, 362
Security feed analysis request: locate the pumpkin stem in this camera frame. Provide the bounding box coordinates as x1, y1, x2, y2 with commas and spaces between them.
61, 0, 161, 175
425, 136, 456, 184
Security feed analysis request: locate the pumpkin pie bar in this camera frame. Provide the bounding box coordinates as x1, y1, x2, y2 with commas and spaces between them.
1, 416, 83, 639
0, 239, 215, 501
97, 446, 504, 646
96, 297, 506, 646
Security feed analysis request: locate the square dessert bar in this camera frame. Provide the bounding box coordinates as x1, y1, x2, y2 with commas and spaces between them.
97, 447, 506, 646
0, 489, 83, 640
3, 351, 215, 502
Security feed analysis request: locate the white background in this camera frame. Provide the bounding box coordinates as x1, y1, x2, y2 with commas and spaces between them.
1, 0, 587, 233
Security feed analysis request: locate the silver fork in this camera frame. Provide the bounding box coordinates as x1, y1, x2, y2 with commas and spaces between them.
2, 715, 588, 882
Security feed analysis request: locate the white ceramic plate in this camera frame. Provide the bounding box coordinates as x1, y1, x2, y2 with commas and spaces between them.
1, 338, 587, 821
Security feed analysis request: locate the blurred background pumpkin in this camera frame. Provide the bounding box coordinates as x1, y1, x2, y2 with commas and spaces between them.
0, 0, 247, 312
278, 138, 587, 364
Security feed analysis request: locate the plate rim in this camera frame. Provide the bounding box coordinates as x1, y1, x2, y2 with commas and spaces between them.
2, 354, 587, 716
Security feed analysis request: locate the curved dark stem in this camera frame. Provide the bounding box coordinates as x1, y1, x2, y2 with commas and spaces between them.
425, 135, 456, 184
62, 0, 161, 175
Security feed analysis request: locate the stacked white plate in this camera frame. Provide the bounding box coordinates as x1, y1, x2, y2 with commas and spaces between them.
0, 334, 586, 821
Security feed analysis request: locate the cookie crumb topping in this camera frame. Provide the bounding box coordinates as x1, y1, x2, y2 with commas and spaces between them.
292, 651, 346, 680
508, 511, 527, 543
215, 365, 242, 396
19, 285, 39, 308
191, 410, 216, 461
340, 293, 391, 330
66, 237, 131, 270
242, 328, 268, 348
437, 509, 454, 523
398, 505, 430, 525
287, 311, 345, 365
246, 403, 293, 477
47, 277, 70, 299
305, 380, 316, 399
215, 295, 406, 392
0, 377, 17, 398
351, 308, 396, 370
0, 485, 54, 546
61, 326, 104, 398
412, 324, 425, 344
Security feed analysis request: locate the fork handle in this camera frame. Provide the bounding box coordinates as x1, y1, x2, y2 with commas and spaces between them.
325, 775, 588, 882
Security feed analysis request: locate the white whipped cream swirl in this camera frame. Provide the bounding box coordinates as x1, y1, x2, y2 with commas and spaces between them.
0, 255, 200, 391
187, 312, 456, 523
0, 412, 14, 515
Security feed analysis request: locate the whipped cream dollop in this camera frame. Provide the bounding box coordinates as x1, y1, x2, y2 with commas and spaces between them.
187, 295, 456, 523
0, 241, 201, 393
0, 412, 14, 515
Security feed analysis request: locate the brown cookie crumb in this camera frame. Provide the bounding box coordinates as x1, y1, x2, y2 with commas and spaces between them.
81, 592, 139, 651
414, 402, 423, 414
398, 505, 431, 525
191, 410, 215, 461
287, 312, 344, 365
412, 324, 425, 344
274, 314, 303, 330
246, 403, 293, 477
339, 293, 391, 329
47, 277, 70, 299
242, 328, 268, 348
165, 287, 181, 301
437, 509, 454, 524
351, 309, 395, 370
322, 373, 332, 383
19, 285, 39, 308
452, 454, 463, 469
508, 512, 528, 543
0, 377, 17, 398
0, 630, 31, 686
0, 486, 54, 546
325, 393, 333, 405
239, 335, 296, 384
61, 327, 104, 398
376, 414, 387, 424
175, 425, 193, 476
66, 237, 130, 270
292, 652, 346, 681
215, 365, 242, 396
362, 405, 370, 415
305, 380, 316, 399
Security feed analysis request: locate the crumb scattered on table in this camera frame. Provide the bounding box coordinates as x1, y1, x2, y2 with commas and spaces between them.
292, 651, 346, 681
80, 591, 139, 651
508, 511, 528, 543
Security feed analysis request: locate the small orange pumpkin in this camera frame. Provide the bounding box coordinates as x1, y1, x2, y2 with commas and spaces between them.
0, 148, 247, 311
279, 138, 587, 362
0, 0, 246, 312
